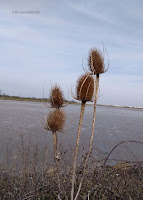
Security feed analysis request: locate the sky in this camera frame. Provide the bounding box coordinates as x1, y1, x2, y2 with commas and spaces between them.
0, 0, 143, 107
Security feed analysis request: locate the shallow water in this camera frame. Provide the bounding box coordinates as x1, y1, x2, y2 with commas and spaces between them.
0, 100, 143, 165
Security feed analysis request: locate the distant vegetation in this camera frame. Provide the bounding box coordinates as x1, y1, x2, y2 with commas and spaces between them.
0, 94, 77, 104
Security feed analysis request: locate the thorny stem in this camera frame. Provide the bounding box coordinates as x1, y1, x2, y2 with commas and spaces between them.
52, 131, 58, 160
71, 101, 86, 200
52, 131, 61, 192
74, 75, 99, 200
52, 132, 68, 200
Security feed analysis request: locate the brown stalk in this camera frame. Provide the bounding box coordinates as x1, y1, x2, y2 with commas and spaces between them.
74, 46, 109, 199
44, 108, 66, 195
71, 101, 86, 200
52, 131, 58, 160
74, 74, 99, 200
71, 73, 94, 200
52, 131, 61, 191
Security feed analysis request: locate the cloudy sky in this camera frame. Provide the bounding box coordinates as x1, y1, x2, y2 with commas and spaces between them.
0, 0, 143, 107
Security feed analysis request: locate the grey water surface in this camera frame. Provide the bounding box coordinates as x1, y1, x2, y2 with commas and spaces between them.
0, 100, 143, 165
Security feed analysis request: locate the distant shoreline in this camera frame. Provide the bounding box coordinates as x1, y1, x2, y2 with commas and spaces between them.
97, 104, 143, 110
0, 96, 143, 109
0, 96, 77, 104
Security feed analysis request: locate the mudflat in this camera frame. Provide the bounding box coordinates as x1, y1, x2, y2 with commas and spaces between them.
0, 100, 143, 164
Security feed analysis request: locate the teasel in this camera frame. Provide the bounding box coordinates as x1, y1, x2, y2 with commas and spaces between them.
74, 47, 109, 200
44, 109, 66, 160
49, 85, 67, 109
88, 48, 106, 75
71, 73, 94, 200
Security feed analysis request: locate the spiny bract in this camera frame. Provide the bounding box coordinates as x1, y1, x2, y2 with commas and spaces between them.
49, 85, 64, 108
88, 48, 105, 75
76, 73, 94, 102
47, 109, 65, 132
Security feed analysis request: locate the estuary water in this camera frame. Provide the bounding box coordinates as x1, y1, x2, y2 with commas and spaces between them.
0, 100, 143, 165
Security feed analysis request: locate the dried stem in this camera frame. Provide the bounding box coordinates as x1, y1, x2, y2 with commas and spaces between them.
103, 140, 143, 167
52, 131, 58, 160
74, 75, 99, 200
52, 131, 61, 192
71, 101, 86, 200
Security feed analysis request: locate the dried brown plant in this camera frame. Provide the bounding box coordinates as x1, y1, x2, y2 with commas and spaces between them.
88, 48, 105, 75
88, 47, 109, 75
44, 108, 66, 193
74, 76, 100, 200
74, 47, 109, 199
76, 73, 94, 102
1, 137, 143, 199
50, 85, 66, 108
71, 73, 95, 200
46, 109, 66, 133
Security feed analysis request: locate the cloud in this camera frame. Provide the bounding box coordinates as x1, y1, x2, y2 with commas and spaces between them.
0, 0, 143, 106
68, 1, 115, 25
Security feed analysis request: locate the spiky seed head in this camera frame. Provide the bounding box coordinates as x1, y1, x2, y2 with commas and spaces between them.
76, 73, 94, 102
47, 109, 65, 132
49, 85, 64, 108
88, 48, 105, 75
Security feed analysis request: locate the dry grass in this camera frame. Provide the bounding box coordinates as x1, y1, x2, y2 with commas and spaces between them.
0, 136, 143, 200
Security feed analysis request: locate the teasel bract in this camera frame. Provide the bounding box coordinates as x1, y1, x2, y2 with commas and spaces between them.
71, 73, 94, 200
44, 85, 66, 192
45, 109, 66, 159
87, 47, 109, 160
74, 47, 109, 200
76, 73, 94, 102
88, 48, 105, 75
44, 85, 66, 161
46, 109, 66, 133
49, 85, 67, 109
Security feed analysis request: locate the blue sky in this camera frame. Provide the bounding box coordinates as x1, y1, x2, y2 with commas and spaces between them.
0, 0, 143, 107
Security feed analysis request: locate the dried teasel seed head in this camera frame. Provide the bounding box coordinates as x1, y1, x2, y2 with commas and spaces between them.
76, 73, 94, 102
88, 48, 105, 75
49, 85, 64, 108
47, 109, 66, 132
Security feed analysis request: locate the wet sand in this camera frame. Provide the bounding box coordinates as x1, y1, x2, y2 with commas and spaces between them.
0, 100, 143, 165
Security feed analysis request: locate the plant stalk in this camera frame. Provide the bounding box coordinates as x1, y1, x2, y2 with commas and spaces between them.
52, 131, 58, 160
74, 74, 99, 200
71, 101, 86, 200
52, 131, 62, 193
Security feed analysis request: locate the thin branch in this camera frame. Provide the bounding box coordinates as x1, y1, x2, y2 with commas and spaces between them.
103, 140, 143, 167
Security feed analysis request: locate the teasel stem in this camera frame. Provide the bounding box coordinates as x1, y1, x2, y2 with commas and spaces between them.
52, 131, 58, 160
71, 101, 86, 200
74, 74, 99, 200
52, 131, 62, 192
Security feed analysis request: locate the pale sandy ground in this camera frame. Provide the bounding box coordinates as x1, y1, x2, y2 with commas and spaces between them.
0, 100, 143, 166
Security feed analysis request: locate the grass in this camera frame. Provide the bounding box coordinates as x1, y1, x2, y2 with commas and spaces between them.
0, 136, 143, 200
0, 160, 143, 199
